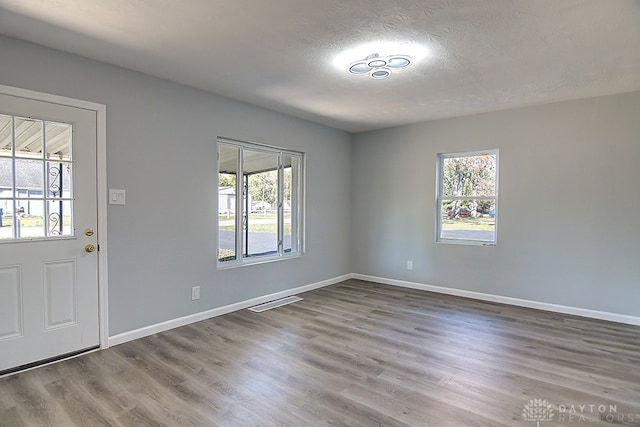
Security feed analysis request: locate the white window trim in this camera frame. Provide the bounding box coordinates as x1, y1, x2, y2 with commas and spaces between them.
436, 149, 499, 246
217, 137, 305, 268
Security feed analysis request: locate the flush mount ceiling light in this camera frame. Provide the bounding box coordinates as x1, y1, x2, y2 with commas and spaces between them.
348, 53, 412, 79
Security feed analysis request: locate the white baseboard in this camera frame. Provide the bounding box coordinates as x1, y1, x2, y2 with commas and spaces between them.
108, 274, 352, 347
108, 272, 639, 348
351, 274, 640, 326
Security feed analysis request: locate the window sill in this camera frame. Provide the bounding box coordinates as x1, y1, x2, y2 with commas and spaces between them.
436, 239, 496, 247
217, 252, 303, 270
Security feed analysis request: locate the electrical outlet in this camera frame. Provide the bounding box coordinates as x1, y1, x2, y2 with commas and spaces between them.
407, 260, 414, 271
191, 286, 200, 300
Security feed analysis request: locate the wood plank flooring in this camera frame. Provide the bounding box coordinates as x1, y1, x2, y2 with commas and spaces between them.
1, 279, 639, 426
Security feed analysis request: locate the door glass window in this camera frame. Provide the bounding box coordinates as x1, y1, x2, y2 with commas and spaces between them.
0, 114, 74, 240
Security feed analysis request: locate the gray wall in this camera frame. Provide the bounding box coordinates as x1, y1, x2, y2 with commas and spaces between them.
3, 33, 639, 335
0, 36, 352, 335
352, 91, 640, 317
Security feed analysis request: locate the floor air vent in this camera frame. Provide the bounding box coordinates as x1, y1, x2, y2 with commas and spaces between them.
248, 296, 303, 313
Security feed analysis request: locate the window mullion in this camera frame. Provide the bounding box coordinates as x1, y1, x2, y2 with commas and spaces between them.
42, 121, 49, 237
447, 196, 495, 201
291, 155, 300, 253
277, 152, 284, 256
236, 148, 244, 263
11, 117, 17, 239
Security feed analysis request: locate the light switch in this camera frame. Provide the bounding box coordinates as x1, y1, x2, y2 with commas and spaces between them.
109, 189, 126, 205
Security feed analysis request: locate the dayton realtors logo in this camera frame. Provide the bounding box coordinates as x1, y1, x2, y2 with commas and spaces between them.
522, 398, 637, 424
522, 399, 555, 426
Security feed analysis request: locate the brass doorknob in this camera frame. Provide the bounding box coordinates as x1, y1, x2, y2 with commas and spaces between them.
85, 244, 96, 253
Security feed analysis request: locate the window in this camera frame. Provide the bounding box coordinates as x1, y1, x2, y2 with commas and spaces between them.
217, 138, 304, 266
0, 114, 74, 241
436, 150, 498, 245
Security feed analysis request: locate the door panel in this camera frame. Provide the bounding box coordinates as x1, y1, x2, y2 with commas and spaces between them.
0, 93, 99, 372
43, 260, 77, 329
0, 265, 22, 339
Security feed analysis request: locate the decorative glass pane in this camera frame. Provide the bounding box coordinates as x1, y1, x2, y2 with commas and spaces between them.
15, 117, 43, 159
441, 199, 496, 241
47, 199, 73, 237
0, 199, 13, 240
16, 199, 45, 239
0, 115, 74, 241
218, 144, 238, 262
0, 115, 12, 157
47, 161, 72, 198
45, 122, 72, 161
442, 154, 496, 197
0, 157, 12, 190
244, 149, 278, 257
15, 159, 44, 197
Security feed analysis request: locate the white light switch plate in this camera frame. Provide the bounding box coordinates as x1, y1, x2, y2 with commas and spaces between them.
109, 189, 126, 205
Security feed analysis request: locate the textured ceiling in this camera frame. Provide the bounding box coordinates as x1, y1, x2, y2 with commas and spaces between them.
1, 0, 639, 133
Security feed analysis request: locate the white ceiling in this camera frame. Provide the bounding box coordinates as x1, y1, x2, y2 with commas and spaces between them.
1, 0, 639, 133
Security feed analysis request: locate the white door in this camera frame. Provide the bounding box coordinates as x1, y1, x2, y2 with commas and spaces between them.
0, 93, 99, 373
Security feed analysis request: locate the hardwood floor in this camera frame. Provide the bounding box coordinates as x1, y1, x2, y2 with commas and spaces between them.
1, 279, 639, 426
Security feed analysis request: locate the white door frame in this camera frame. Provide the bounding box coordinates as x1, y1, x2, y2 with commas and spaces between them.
0, 84, 109, 349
